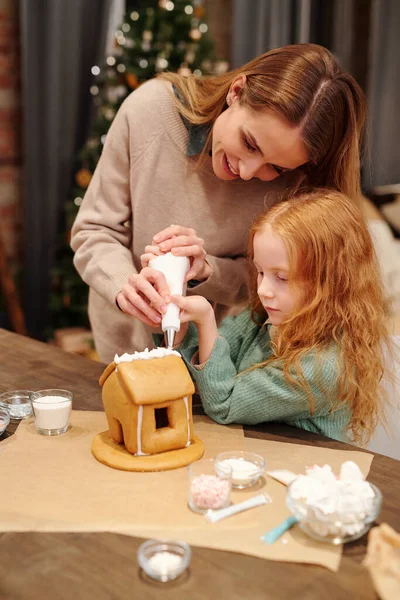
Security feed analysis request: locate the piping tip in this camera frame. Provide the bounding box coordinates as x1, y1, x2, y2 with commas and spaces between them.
165, 328, 176, 349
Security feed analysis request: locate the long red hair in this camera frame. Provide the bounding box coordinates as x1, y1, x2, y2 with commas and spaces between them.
247, 190, 390, 444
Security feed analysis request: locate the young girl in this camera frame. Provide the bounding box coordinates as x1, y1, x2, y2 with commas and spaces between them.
161, 190, 389, 444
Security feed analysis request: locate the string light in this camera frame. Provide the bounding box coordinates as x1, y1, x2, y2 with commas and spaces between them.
117, 35, 126, 45
139, 59, 149, 68
130, 11, 139, 20
166, 1, 174, 10
91, 66, 100, 76
156, 57, 169, 70
190, 28, 201, 40
122, 23, 131, 33
101, 135, 107, 144
184, 5, 194, 14
117, 64, 126, 73
106, 56, 116, 66
90, 85, 99, 95
199, 24, 208, 33
74, 197, 83, 207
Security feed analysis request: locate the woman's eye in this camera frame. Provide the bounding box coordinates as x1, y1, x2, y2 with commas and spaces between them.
268, 164, 285, 177
243, 135, 256, 153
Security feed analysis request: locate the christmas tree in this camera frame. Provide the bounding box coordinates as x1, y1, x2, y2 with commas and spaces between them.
49, 0, 227, 341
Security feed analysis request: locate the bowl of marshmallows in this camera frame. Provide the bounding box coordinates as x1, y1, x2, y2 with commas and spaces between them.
286, 461, 382, 544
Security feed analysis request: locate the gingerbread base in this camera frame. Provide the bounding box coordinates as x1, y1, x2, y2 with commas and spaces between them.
91, 430, 204, 471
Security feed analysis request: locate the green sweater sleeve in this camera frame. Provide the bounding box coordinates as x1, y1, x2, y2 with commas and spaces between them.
178, 311, 347, 439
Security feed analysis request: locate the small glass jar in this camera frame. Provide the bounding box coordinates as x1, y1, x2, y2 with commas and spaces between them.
137, 539, 191, 582
0, 407, 10, 435
188, 458, 232, 513
214, 450, 265, 489
30, 389, 73, 436
0, 390, 33, 420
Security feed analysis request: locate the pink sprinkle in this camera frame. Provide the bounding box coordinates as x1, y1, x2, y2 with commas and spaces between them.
190, 474, 230, 510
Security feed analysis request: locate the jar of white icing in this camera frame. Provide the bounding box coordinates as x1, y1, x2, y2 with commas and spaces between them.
214, 451, 265, 489
137, 539, 191, 582
30, 389, 73, 436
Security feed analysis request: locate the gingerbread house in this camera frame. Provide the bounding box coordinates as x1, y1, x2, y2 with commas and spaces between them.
92, 349, 204, 471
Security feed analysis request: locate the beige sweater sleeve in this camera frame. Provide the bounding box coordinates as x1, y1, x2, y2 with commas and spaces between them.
70, 100, 136, 306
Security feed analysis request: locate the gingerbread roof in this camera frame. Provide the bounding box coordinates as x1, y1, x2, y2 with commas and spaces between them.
100, 354, 195, 406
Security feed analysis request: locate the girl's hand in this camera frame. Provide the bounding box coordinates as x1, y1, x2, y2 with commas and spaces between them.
116, 268, 171, 327
152, 225, 211, 282
140, 245, 163, 268
172, 294, 218, 364
171, 294, 214, 326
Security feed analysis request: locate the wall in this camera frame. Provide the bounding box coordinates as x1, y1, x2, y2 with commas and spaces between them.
0, 0, 22, 277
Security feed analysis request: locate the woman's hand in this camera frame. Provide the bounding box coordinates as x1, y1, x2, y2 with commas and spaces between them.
150, 225, 212, 282
116, 268, 171, 327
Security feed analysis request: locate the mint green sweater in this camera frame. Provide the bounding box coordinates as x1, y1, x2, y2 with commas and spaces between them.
175, 309, 351, 442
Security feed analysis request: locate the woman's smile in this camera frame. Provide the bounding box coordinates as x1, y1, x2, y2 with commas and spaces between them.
222, 153, 239, 178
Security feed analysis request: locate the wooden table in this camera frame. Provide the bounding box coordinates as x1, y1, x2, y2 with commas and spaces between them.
0, 328, 398, 599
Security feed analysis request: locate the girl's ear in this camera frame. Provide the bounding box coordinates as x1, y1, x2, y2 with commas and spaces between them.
226, 74, 247, 105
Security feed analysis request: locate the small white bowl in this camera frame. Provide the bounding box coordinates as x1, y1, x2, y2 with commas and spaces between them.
214, 451, 265, 489
0, 390, 33, 420
137, 539, 191, 582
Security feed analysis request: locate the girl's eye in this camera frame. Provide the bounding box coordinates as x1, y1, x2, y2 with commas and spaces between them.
242, 134, 256, 153
276, 274, 288, 282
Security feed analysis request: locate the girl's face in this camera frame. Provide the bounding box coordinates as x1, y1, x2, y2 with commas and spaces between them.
253, 224, 304, 325
211, 78, 309, 182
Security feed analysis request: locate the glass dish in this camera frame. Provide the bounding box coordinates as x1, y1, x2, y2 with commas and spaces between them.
286, 481, 382, 544
137, 539, 191, 582
30, 389, 73, 436
188, 458, 232, 513
214, 450, 265, 489
0, 407, 10, 435
0, 390, 33, 420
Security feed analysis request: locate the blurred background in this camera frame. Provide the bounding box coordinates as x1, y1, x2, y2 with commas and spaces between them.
1, 0, 399, 358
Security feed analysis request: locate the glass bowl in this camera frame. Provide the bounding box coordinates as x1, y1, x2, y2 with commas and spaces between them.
137, 539, 191, 582
0, 390, 33, 420
0, 407, 10, 435
214, 450, 265, 489
188, 458, 232, 513
286, 480, 382, 544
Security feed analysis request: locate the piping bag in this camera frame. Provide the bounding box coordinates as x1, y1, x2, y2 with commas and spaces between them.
149, 253, 190, 348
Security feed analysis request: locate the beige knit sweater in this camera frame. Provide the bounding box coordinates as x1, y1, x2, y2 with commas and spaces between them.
71, 78, 279, 363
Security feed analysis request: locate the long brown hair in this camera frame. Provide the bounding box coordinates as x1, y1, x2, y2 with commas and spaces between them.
159, 44, 366, 202
247, 190, 389, 444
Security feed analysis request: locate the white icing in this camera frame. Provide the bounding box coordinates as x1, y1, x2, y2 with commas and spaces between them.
183, 396, 190, 447
114, 347, 180, 363
135, 405, 148, 456
217, 458, 260, 486
147, 551, 183, 576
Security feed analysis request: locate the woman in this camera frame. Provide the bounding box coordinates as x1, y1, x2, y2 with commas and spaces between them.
71, 44, 366, 363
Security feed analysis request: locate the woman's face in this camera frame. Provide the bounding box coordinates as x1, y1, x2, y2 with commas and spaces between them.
211, 79, 309, 182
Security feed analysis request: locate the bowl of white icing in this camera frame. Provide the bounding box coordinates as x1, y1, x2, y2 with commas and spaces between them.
214, 451, 265, 489
137, 539, 191, 582
286, 462, 382, 544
